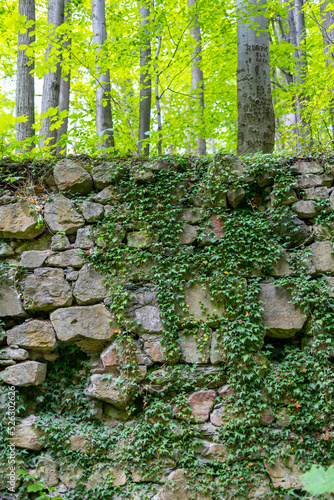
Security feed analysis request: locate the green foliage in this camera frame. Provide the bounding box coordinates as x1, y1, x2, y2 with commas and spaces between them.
301, 464, 334, 495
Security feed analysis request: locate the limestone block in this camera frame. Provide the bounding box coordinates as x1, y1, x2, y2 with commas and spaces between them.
44, 195, 85, 234
22, 268, 72, 311
292, 200, 320, 218
66, 270, 79, 281
210, 331, 228, 364
13, 415, 45, 450
132, 170, 154, 183
91, 162, 122, 189
293, 160, 323, 174
74, 227, 94, 249
0, 199, 45, 239
188, 390, 216, 422
86, 374, 134, 408
178, 331, 210, 363
59, 462, 84, 489
209, 154, 254, 183
73, 264, 109, 305
6, 320, 57, 351
210, 406, 227, 427
0, 347, 29, 361
50, 304, 117, 351
273, 214, 312, 248
179, 223, 198, 245
178, 282, 226, 325
1, 361, 47, 386
37, 453, 58, 487
305, 186, 329, 199
51, 234, 71, 250
310, 240, 334, 273
143, 334, 179, 364
196, 440, 228, 462
153, 469, 212, 500
270, 250, 293, 276
260, 283, 307, 337
68, 433, 90, 453
15, 233, 52, 255
297, 173, 332, 188
265, 456, 303, 489
53, 159, 93, 194
0, 275, 25, 318
93, 186, 121, 205
227, 186, 246, 207
101, 339, 146, 367
0, 243, 14, 257
127, 230, 158, 248
134, 305, 163, 333
79, 201, 104, 223
85, 464, 127, 489
20, 250, 49, 268
46, 249, 84, 268
178, 208, 202, 223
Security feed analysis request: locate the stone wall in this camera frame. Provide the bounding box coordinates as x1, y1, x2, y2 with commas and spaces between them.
1, 155, 334, 499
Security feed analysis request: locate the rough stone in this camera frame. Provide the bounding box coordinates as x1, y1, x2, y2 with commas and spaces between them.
271, 186, 298, 207
297, 173, 332, 188
265, 456, 303, 489
79, 201, 104, 223
66, 270, 79, 281
46, 249, 84, 268
178, 282, 226, 325
59, 462, 84, 489
91, 162, 119, 189
6, 320, 57, 351
187, 390, 216, 422
0, 347, 28, 361
37, 453, 58, 487
50, 304, 117, 351
15, 233, 52, 255
179, 223, 198, 244
1, 361, 47, 386
0, 275, 25, 318
196, 440, 228, 463
0, 243, 15, 257
293, 160, 323, 174
270, 250, 293, 276
210, 406, 228, 427
178, 331, 210, 363
101, 339, 146, 367
0, 199, 45, 239
44, 195, 85, 234
13, 415, 45, 450
292, 200, 321, 218
143, 334, 179, 364
153, 469, 212, 500
310, 240, 334, 274
210, 330, 228, 364
22, 267, 72, 311
178, 208, 202, 224
127, 230, 158, 249
133, 306, 163, 333
93, 186, 120, 205
273, 213, 312, 248
305, 186, 329, 199
227, 186, 246, 207
209, 154, 254, 183
53, 159, 93, 194
20, 250, 49, 268
73, 264, 108, 305
51, 234, 71, 250
86, 374, 134, 408
260, 283, 307, 337
85, 464, 127, 489
74, 227, 94, 249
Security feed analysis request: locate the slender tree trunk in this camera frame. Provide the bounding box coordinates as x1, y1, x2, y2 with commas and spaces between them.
236, 0, 275, 155
40, 0, 64, 152
138, 1, 152, 156
320, 0, 334, 141
188, 0, 206, 155
92, 0, 115, 150
154, 34, 162, 155
56, 0, 71, 155
16, 0, 35, 149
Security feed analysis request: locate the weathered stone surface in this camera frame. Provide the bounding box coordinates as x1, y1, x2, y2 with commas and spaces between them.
74, 227, 94, 249
15, 233, 52, 255
37, 453, 58, 487
91, 162, 118, 189
270, 250, 293, 276
50, 304, 117, 350
260, 283, 307, 337
59, 462, 84, 489
0, 243, 14, 257
305, 186, 329, 199
297, 173, 332, 188
178, 331, 210, 363
1, 361, 47, 386
0, 275, 25, 318
127, 230, 158, 249
270, 186, 298, 207
273, 213, 312, 248
188, 390, 216, 422
292, 200, 320, 218
13, 415, 45, 450
178, 282, 225, 325
0, 199, 44, 240
23, 268, 72, 311
179, 223, 198, 245
80, 201, 104, 223
73, 264, 108, 305
134, 305, 163, 333
20, 250, 49, 268
93, 186, 120, 205
51, 233, 71, 250
265, 456, 303, 489
227, 186, 246, 207
153, 469, 212, 500
143, 334, 179, 364
178, 208, 202, 223
310, 240, 334, 274
209, 154, 254, 183
66, 270, 79, 281
44, 195, 85, 235
293, 160, 323, 174
6, 320, 57, 351
0, 347, 28, 362
46, 249, 84, 268
101, 339, 146, 367
85, 464, 127, 489
53, 159, 93, 194
132, 170, 154, 183
210, 406, 227, 427
210, 331, 228, 364
86, 374, 134, 408
196, 440, 228, 463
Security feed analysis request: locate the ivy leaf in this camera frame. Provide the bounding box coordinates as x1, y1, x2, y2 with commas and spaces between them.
301, 465, 334, 495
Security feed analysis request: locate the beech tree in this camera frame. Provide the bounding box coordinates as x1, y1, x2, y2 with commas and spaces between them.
320, 0, 334, 141
236, 0, 275, 155
16, 0, 35, 148
92, 0, 114, 150
138, 0, 152, 156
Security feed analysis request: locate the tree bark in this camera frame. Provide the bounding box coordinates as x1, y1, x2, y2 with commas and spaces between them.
92, 0, 115, 150
40, 0, 64, 151
154, 34, 162, 155
188, 0, 206, 155
320, 0, 334, 141
236, 0, 275, 155
138, 1, 152, 156
56, 0, 71, 155
16, 0, 35, 149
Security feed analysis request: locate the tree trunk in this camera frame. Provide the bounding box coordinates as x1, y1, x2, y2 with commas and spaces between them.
188, 0, 206, 155
92, 0, 115, 150
56, 0, 71, 155
236, 0, 275, 155
154, 34, 162, 155
16, 0, 35, 149
320, 0, 334, 141
138, 1, 152, 156
40, 0, 64, 152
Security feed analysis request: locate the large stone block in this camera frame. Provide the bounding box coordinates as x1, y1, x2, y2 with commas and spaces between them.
178, 282, 226, 325
0, 361, 47, 386
6, 320, 57, 351
46, 249, 84, 268
0, 347, 28, 363
127, 230, 158, 249
73, 264, 109, 305
310, 240, 334, 274
177, 390, 216, 423
260, 283, 307, 337
20, 250, 50, 268
179, 223, 198, 245
293, 160, 323, 174
53, 159, 93, 194
0, 275, 25, 318
79, 201, 104, 223
13, 415, 45, 450
265, 456, 303, 489
143, 334, 179, 364
74, 227, 94, 249
22, 268, 72, 311
297, 173, 332, 188
85, 464, 127, 489
101, 339, 147, 367
15, 233, 52, 255
44, 195, 85, 234
153, 469, 212, 500
91, 162, 116, 189
292, 200, 320, 219
178, 330, 210, 363
134, 305, 163, 333
86, 374, 134, 408
0, 199, 45, 239
50, 304, 117, 350
37, 453, 58, 487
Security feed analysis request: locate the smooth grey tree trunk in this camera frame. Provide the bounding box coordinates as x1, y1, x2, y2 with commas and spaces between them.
40, 0, 64, 151
188, 0, 206, 155
92, 0, 115, 150
154, 34, 162, 155
16, 0, 35, 149
56, 0, 71, 155
236, 0, 275, 155
320, 0, 334, 141
138, 1, 152, 156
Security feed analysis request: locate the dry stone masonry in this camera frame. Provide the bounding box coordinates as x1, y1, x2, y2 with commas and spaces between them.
1, 155, 334, 499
